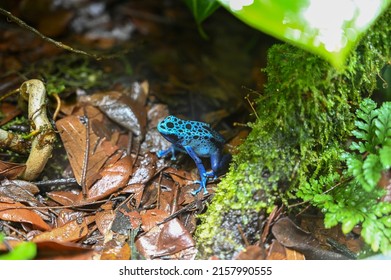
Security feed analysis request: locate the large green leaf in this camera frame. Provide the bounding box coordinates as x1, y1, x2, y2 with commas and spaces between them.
216, 0, 391, 69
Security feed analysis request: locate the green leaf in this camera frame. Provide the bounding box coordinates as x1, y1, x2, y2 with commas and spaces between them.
379, 146, 391, 168
346, 155, 363, 176
341, 218, 356, 234
183, 0, 220, 38
324, 212, 339, 228
374, 102, 391, 142
352, 129, 369, 142
217, 0, 391, 69
354, 120, 370, 134
356, 99, 378, 121
183, 0, 220, 24
0, 242, 37, 260
362, 154, 383, 190
381, 216, 391, 227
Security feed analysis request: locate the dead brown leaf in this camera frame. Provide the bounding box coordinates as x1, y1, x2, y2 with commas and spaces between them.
86, 155, 133, 201
0, 201, 51, 231
121, 184, 145, 208
266, 240, 287, 260
56, 105, 118, 189
56, 209, 85, 227
96, 210, 116, 235
33, 218, 88, 243
0, 102, 22, 126
136, 218, 195, 259
128, 152, 157, 185
82, 91, 147, 139
0, 179, 40, 205
140, 209, 169, 232
235, 245, 265, 260
0, 161, 26, 179
272, 217, 350, 260
100, 237, 131, 260
35, 240, 95, 260
46, 190, 80, 206
285, 247, 306, 260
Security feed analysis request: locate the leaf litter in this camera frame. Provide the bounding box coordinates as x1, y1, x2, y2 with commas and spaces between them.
0, 75, 218, 259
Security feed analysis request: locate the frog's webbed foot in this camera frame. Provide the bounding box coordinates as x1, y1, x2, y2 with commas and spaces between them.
205, 170, 218, 180
190, 180, 209, 196
190, 172, 209, 195
157, 145, 177, 161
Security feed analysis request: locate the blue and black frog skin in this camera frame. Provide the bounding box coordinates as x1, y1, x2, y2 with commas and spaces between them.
157, 115, 231, 195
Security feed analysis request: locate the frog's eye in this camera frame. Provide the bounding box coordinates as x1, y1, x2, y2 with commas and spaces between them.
167, 122, 174, 128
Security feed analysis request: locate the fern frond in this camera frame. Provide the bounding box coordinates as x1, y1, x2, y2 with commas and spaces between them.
362, 154, 383, 191
374, 102, 391, 144
379, 145, 391, 169
351, 99, 379, 151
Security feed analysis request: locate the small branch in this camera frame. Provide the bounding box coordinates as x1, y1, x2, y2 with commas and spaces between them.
33, 177, 78, 188
79, 113, 90, 198
0, 7, 101, 60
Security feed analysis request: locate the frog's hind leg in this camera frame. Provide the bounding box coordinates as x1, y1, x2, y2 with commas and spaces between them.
209, 152, 232, 178
183, 146, 209, 195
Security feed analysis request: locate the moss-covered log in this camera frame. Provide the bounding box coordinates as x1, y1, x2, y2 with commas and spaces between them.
195, 8, 391, 259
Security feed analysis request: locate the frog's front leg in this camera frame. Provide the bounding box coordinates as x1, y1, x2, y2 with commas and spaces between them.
183, 146, 209, 195
157, 145, 177, 160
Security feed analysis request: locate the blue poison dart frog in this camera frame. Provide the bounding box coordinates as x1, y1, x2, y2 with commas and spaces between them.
157, 115, 231, 195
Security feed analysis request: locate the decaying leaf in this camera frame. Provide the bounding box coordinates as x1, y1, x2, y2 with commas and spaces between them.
35, 240, 94, 260
136, 217, 195, 259
100, 235, 131, 260
127, 152, 157, 185
0, 161, 26, 179
272, 217, 350, 260
266, 240, 288, 260
0, 179, 40, 205
82, 91, 147, 139
140, 209, 169, 232
0, 102, 21, 126
56, 105, 118, 189
86, 155, 133, 201
33, 218, 88, 243
46, 190, 80, 206
95, 210, 116, 235
0, 201, 51, 231
234, 245, 265, 260
266, 240, 305, 260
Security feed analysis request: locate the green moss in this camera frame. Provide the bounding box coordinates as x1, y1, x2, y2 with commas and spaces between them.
24, 54, 109, 96
196, 8, 391, 259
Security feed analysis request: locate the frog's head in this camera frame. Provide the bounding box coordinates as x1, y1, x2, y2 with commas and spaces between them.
157, 115, 181, 143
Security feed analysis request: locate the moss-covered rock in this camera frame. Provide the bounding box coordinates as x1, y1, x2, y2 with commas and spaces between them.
195, 8, 391, 259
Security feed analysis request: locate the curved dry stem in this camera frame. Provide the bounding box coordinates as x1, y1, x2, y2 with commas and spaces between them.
19, 80, 56, 180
